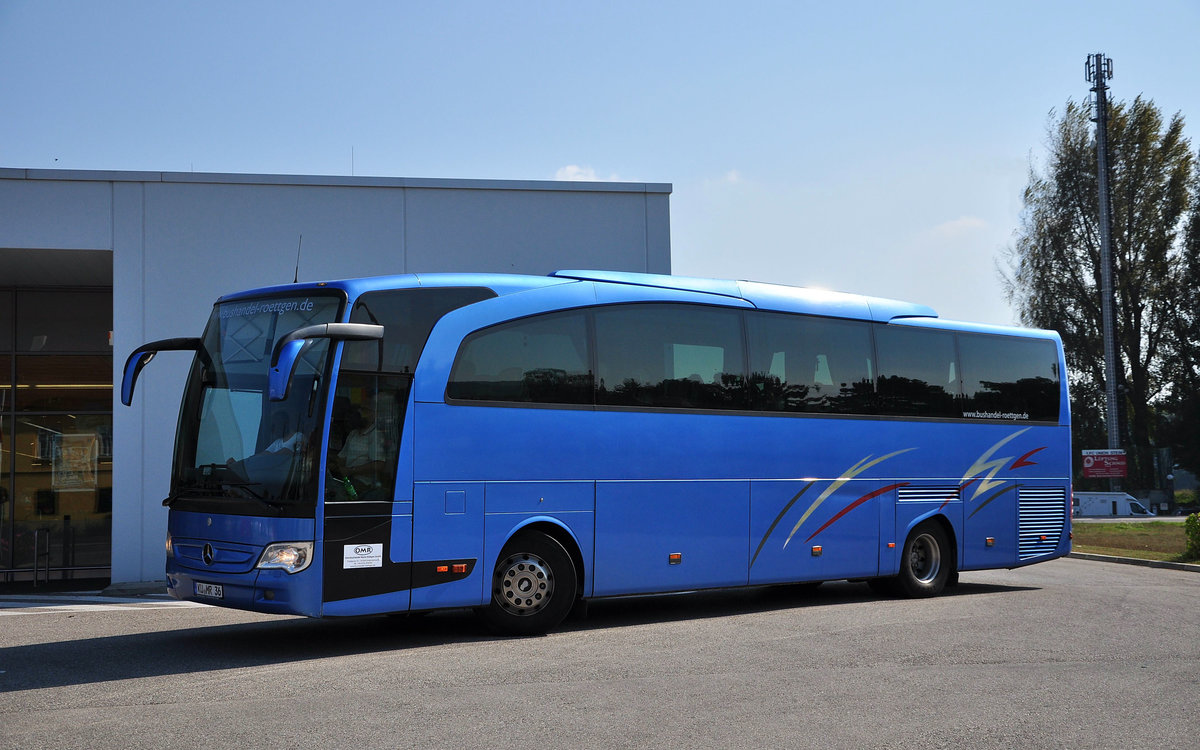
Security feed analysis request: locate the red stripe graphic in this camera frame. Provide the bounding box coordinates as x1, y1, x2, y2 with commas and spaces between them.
805, 482, 910, 542
1010, 447, 1045, 470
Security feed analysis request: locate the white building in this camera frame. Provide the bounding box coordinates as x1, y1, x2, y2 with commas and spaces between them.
0, 168, 671, 586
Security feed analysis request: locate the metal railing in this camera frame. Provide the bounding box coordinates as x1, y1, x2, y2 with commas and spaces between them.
32, 528, 50, 587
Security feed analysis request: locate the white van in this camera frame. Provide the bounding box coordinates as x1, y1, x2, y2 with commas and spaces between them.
1073, 492, 1155, 517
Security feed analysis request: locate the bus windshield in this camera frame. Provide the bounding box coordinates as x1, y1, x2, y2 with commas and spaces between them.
170, 294, 344, 515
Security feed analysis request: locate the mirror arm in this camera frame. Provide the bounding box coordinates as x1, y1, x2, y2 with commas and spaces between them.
269, 323, 384, 368
121, 337, 201, 406
268, 323, 384, 402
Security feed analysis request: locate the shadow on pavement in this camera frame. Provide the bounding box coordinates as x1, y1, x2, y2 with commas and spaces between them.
0, 579, 1031, 693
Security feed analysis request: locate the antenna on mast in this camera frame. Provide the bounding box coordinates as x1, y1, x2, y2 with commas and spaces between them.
293, 234, 303, 284
1086, 52, 1122, 487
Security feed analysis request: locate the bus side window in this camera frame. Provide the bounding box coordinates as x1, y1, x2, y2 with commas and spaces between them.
447, 310, 592, 405
958, 333, 1060, 421
875, 326, 959, 418
594, 304, 745, 410
746, 312, 874, 414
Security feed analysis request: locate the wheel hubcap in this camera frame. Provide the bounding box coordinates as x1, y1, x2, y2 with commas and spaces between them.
494, 551, 554, 616
909, 533, 941, 584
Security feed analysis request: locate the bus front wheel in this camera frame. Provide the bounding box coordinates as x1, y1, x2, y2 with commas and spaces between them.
481, 532, 578, 636
896, 522, 950, 597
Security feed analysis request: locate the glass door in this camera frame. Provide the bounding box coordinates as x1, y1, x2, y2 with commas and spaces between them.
1, 288, 113, 584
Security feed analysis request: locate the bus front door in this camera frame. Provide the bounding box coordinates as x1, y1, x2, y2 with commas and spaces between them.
320, 372, 414, 615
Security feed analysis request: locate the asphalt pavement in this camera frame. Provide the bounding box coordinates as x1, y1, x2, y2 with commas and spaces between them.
1, 556, 1198, 749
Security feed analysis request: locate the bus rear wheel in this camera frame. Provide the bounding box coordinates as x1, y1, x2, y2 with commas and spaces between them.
481, 532, 577, 636
896, 522, 950, 597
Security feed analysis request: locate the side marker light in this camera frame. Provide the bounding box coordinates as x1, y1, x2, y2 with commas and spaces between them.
811, 546, 822, 557
668, 553, 682, 565
887, 542, 896, 549
986, 537, 995, 547
452, 563, 468, 574
436, 565, 449, 573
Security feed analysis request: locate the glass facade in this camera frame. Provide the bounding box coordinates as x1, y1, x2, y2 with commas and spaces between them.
1, 288, 113, 583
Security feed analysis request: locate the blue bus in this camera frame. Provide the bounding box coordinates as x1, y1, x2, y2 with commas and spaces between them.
122, 270, 1071, 634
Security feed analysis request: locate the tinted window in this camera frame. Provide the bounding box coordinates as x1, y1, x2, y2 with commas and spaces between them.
0, 355, 8, 411
447, 311, 592, 404
746, 312, 874, 414
342, 287, 495, 374
16, 290, 112, 352
172, 294, 342, 511
594, 304, 745, 410
326, 371, 408, 502
0, 290, 12, 351
16, 355, 112, 412
958, 333, 1060, 422
875, 326, 958, 417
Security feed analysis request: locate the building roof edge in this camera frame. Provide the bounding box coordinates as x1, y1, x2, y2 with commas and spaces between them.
0, 167, 672, 193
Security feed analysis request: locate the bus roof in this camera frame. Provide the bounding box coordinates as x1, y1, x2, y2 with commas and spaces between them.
551, 269, 938, 322
216, 272, 570, 304
218, 268, 1049, 333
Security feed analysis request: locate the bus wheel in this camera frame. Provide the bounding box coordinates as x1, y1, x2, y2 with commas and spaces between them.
482, 532, 578, 636
897, 522, 950, 597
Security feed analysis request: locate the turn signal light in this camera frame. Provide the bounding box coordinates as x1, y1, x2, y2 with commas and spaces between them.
668, 553, 682, 565
452, 563, 468, 574
811, 545, 823, 557
436, 565, 449, 573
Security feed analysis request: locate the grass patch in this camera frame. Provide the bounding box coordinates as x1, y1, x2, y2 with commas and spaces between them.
1072, 521, 1195, 562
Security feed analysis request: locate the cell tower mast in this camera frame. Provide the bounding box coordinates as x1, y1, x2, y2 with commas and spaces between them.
1086, 52, 1121, 479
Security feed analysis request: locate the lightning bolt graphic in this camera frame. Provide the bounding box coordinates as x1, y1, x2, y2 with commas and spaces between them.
960, 428, 1030, 501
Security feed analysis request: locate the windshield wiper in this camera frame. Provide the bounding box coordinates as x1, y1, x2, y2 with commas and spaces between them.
164, 486, 224, 506
165, 480, 285, 514
223, 482, 286, 513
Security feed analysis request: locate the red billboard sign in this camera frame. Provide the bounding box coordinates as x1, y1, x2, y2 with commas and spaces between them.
1082, 449, 1127, 478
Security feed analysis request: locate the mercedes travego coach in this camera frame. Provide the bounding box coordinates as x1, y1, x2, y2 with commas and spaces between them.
122, 270, 1071, 634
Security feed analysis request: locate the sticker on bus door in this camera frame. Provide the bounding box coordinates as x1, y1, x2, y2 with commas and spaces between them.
343, 543, 384, 569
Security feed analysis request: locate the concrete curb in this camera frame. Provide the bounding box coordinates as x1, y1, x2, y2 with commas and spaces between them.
100, 581, 169, 597
1068, 551, 1200, 573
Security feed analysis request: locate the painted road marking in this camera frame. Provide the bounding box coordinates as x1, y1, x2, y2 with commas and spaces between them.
0, 598, 206, 615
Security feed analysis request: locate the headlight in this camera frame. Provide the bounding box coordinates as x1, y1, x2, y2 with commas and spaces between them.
256, 542, 314, 574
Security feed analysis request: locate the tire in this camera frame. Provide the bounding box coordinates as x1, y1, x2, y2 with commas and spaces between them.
481, 532, 578, 636
896, 522, 950, 597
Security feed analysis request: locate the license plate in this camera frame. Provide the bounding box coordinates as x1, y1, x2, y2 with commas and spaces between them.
194, 582, 224, 599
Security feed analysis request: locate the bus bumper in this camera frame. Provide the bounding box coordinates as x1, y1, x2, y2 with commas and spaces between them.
166, 565, 322, 617
165, 510, 322, 617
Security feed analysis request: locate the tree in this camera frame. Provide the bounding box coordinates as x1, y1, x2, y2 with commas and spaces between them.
1161, 164, 1200, 476
1004, 96, 1196, 487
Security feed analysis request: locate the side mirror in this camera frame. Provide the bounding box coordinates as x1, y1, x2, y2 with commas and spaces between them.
121, 337, 202, 406
268, 323, 384, 401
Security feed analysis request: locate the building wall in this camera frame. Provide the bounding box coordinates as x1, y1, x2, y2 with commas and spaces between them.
0, 169, 671, 583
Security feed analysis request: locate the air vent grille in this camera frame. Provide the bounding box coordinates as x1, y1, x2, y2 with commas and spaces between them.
1019, 487, 1066, 560
897, 486, 959, 503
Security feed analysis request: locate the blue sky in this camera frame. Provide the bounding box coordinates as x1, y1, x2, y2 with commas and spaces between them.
3, 1, 1198, 325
